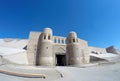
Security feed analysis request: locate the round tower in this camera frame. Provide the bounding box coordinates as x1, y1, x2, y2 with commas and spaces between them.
66, 32, 82, 65
37, 28, 54, 66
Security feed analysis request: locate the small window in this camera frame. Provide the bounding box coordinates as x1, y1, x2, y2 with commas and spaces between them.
62, 40, 64, 44
54, 39, 57, 43
44, 35, 46, 39
58, 39, 60, 43
73, 39, 75, 42
48, 35, 51, 40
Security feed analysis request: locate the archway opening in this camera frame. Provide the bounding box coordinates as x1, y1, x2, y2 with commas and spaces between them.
56, 55, 66, 66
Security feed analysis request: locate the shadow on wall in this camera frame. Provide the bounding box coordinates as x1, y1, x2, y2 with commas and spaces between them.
35, 33, 43, 66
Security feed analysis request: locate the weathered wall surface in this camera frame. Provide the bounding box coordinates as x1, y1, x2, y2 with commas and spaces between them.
27, 32, 41, 65
78, 39, 90, 63
53, 44, 66, 54
89, 46, 107, 54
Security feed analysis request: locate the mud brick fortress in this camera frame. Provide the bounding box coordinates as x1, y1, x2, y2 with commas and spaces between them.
27, 28, 116, 66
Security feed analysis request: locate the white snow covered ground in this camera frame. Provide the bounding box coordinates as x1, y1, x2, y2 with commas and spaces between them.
0, 38, 28, 64
0, 63, 120, 81
0, 46, 28, 64
55, 63, 120, 81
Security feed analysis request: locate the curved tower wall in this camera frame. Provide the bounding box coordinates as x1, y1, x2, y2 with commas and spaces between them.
37, 28, 55, 66
67, 32, 82, 65
67, 32, 88, 65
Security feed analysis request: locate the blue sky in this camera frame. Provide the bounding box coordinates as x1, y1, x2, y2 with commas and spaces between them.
0, 0, 120, 49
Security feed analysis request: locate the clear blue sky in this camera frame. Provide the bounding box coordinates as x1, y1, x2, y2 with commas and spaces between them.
0, 0, 120, 49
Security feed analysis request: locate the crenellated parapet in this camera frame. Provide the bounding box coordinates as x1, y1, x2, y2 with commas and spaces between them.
53, 36, 66, 44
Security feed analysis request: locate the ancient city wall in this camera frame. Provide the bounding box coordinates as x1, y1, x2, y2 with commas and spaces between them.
78, 39, 89, 63
27, 31, 90, 65
27, 32, 41, 65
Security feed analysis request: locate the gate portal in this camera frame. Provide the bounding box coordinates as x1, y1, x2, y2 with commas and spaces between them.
56, 54, 66, 66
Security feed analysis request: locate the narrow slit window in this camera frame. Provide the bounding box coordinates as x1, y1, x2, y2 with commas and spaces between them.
54, 39, 57, 43
62, 40, 64, 44
58, 39, 60, 43
73, 39, 75, 42
44, 35, 46, 39
48, 35, 51, 40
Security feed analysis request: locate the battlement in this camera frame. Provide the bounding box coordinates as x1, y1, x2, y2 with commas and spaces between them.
53, 36, 66, 45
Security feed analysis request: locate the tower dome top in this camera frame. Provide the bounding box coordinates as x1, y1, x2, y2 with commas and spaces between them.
44, 27, 52, 30
68, 31, 77, 38
43, 27, 53, 35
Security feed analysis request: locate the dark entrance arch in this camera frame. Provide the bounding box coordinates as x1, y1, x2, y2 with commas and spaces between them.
56, 53, 66, 66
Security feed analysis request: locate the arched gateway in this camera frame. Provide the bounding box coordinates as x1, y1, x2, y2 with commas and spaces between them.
27, 28, 90, 66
